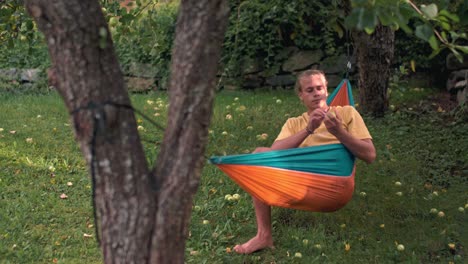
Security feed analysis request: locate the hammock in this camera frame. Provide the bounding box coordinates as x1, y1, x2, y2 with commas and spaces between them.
210, 79, 356, 212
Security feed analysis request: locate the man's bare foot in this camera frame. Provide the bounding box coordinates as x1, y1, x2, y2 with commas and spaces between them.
233, 235, 274, 254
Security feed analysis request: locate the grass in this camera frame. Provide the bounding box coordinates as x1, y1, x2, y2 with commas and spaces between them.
0, 87, 466, 263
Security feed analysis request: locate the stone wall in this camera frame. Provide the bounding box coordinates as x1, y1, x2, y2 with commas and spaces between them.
220, 48, 357, 91
122, 48, 358, 92
0, 48, 357, 92
0, 68, 42, 83
446, 54, 468, 106
9, 47, 458, 97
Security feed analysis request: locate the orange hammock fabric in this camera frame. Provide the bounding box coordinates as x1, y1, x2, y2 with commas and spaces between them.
210, 79, 356, 212
215, 159, 356, 212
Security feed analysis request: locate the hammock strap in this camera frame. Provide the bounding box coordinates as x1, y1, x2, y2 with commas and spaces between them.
345, 29, 352, 79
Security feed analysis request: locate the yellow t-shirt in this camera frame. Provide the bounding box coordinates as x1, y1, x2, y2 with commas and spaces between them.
275, 106, 372, 148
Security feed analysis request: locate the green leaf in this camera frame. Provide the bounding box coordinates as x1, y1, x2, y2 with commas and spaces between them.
398, 4, 417, 23
119, 14, 135, 24
390, 22, 400, 31
449, 47, 463, 62
428, 48, 440, 59
440, 21, 451, 31
0, 8, 14, 17
428, 35, 439, 50
357, 8, 378, 31
395, 7, 414, 33
364, 27, 375, 34
333, 23, 344, 39
415, 24, 433, 41
454, 45, 468, 54
441, 31, 447, 41
344, 7, 362, 29
450, 31, 460, 41
448, 31, 468, 45
439, 10, 459, 23
437, 15, 450, 24
421, 4, 438, 20
26, 20, 34, 31
400, 23, 413, 34
378, 9, 394, 26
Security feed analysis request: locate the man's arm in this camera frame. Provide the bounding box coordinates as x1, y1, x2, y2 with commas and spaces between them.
271, 108, 327, 150
270, 129, 310, 150
334, 135, 376, 164
324, 112, 376, 164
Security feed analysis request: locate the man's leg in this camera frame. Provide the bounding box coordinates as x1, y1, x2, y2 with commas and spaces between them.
234, 147, 274, 254
233, 197, 274, 254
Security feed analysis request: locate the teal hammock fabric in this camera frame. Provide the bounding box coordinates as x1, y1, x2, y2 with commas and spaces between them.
326, 79, 354, 107
210, 143, 355, 177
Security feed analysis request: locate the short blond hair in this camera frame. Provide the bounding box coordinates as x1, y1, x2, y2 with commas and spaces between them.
294, 69, 328, 93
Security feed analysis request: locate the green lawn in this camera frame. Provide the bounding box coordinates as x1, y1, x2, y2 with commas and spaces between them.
0, 88, 466, 263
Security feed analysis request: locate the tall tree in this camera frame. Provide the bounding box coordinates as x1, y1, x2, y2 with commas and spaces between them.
345, 0, 467, 116
353, 25, 395, 117
342, 0, 394, 117
24, 0, 229, 263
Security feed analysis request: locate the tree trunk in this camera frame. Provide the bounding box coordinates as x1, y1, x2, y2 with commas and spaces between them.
150, 0, 229, 263
25, 0, 228, 263
353, 25, 395, 117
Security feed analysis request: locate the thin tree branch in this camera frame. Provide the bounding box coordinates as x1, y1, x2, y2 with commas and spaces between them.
407, 0, 448, 45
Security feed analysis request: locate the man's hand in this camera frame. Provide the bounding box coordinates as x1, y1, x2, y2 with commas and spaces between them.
324, 110, 344, 136
307, 108, 327, 133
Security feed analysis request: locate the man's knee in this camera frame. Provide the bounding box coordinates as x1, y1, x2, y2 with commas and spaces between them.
253, 147, 271, 153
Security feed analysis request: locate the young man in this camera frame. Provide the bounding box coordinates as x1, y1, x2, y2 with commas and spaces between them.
234, 69, 376, 254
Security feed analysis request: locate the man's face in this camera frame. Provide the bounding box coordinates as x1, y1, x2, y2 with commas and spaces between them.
298, 74, 328, 111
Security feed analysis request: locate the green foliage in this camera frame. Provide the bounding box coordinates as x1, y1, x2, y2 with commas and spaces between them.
0, 87, 466, 263
0, 0, 179, 86
388, 64, 410, 96
0, 0, 49, 69
0, 0, 466, 94
394, 30, 440, 70
346, 0, 468, 62
0, 0, 35, 44
222, 0, 347, 77
102, 0, 179, 87
0, 37, 49, 69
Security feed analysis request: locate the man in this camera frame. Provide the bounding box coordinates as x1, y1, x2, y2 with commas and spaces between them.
234, 69, 376, 254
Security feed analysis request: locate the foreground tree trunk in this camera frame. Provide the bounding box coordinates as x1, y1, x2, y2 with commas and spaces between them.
25, 0, 229, 263
353, 25, 395, 117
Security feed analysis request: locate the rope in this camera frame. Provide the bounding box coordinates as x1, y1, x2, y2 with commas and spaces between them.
70, 101, 166, 245
344, 29, 352, 80
70, 100, 213, 244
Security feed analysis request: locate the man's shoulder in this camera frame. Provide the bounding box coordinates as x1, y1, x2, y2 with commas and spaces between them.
284, 112, 308, 124
334, 105, 359, 115
290, 112, 308, 120
334, 105, 355, 111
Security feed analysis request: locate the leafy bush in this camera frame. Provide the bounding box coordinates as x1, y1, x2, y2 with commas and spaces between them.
0, 38, 49, 69
104, 1, 179, 88
0, 0, 49, 69
221, 0, 348, 77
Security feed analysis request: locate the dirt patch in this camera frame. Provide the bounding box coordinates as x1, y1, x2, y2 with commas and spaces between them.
427, 90, 459, 112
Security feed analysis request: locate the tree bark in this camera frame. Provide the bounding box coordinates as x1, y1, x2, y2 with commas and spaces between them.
150, 0, 229, 263
25, 0, 228, 263
353, 25, 395, 117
